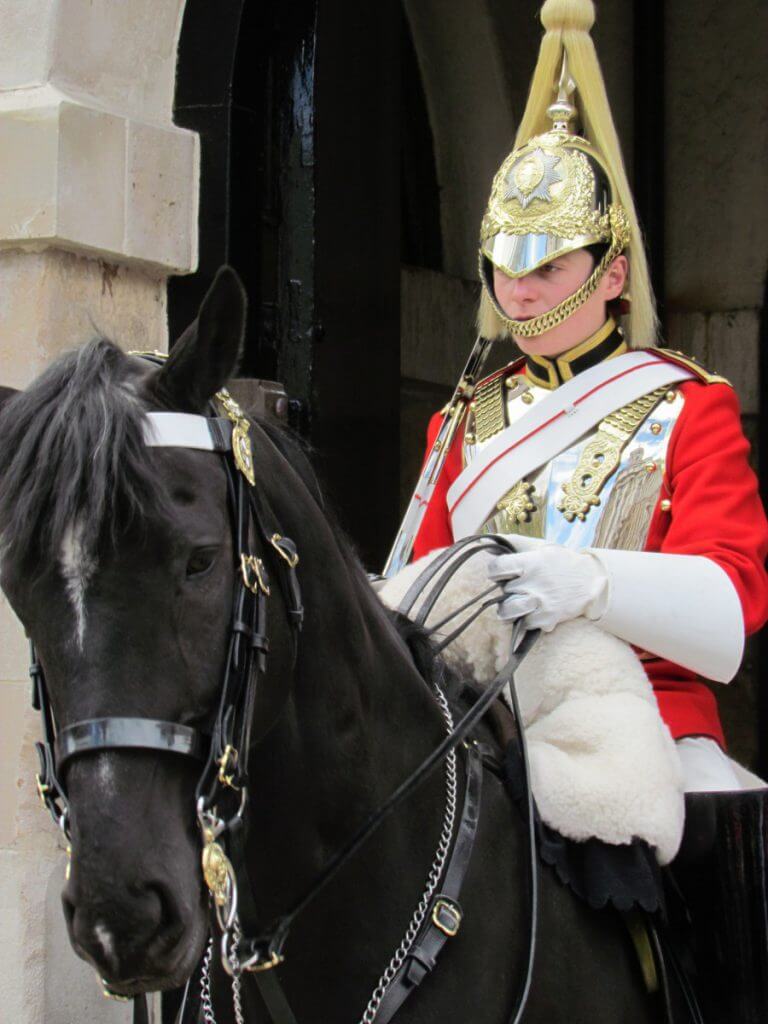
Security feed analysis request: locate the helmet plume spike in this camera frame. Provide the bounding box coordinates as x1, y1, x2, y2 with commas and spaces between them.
547, 52, 578, 133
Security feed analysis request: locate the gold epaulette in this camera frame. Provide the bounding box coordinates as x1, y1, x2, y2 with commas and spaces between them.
469, 358, 526, 444
655, 348, 732, 387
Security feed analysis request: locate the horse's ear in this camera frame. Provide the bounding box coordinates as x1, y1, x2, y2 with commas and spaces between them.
154, 266, 247, 412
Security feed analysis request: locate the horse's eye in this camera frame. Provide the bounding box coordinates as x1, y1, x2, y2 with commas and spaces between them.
186, 547, 218, 579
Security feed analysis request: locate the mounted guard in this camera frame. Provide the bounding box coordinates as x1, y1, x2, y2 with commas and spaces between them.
387, 0, 768, 1019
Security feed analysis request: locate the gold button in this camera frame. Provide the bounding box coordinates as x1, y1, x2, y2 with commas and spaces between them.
521, 392, 534, 404
505, 376, 518, 389
665, 390, 676, 403
646, 462, 657, 473
465, 432, 476, 445
660, 499, 671, 512
650, 422, 662, 435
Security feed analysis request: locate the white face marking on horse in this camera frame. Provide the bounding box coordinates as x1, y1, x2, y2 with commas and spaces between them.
60, 520, 96, 649
94, 752, 117, 801
94, 921, 116, 963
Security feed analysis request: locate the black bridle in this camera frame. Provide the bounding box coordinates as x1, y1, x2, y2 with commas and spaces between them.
30, 385, 540, 1024
33, 410, 303, 815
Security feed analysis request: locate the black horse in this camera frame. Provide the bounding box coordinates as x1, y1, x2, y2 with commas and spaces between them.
0, 270, 656, 1022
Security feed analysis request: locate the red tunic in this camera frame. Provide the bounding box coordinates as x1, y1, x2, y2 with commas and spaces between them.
413, 372, 768, 748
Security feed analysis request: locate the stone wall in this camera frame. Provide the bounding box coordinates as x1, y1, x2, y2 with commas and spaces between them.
0, 1, 197, 1019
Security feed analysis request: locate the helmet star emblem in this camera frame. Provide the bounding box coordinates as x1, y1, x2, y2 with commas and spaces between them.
504, 149, 562, 209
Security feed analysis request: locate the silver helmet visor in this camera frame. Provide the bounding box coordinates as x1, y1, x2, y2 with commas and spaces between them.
481, 230, 600, 279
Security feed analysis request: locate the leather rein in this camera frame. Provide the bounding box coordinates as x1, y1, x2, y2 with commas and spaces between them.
29, 381, 540, 1024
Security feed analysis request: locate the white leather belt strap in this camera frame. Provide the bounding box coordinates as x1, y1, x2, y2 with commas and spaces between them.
143, 412, 231, 451
448, 351, 695, 539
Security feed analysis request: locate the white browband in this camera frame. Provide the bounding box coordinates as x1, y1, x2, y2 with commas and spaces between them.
143, 412, 223, 450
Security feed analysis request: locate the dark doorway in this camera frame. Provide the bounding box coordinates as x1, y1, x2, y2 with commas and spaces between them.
171, 0, 401, 568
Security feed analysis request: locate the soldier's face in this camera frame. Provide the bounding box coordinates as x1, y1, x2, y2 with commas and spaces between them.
493, 249, 627, 357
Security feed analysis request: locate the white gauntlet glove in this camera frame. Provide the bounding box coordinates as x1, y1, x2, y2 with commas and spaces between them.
488, 545, 609, 632
489, 540, 744, 682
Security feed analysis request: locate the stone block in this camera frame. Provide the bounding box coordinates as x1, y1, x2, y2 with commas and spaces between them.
0, 681, 26, 846
665, 0, 767, 310
0, 96, 197, 273
665, 311, 708, 365
51, 0, 184, 123
0, 249, 167, 391
401, 265, 520, 389
0, 105, 58, 240
0, 1, 55, 89
707, 310, 759, 415
57, 102, 125, 255
125, 119, 198, 273
401, 266, 480, 386
665, 308, 759, 415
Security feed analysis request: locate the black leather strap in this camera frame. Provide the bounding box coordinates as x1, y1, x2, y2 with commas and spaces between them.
207, 417, 233, 452
132, 994, 149, 1024
375, 742, 484, 1023
254, 972, 300, 1024
55, 717, 208, 768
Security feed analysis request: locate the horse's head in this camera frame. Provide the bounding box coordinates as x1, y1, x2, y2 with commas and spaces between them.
0, 269, 290, 994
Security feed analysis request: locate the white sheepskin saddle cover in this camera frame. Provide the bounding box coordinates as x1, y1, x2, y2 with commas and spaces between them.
378, 548, 685, 865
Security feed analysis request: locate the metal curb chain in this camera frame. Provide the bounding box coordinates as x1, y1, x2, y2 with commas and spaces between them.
201, 923, 245, 1024
201, 939, 216, 1023
200, 679, 458, 1024
357, 679, 458, 1024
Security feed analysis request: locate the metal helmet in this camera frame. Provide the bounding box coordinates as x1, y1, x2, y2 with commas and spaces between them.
479, 54, 630, 339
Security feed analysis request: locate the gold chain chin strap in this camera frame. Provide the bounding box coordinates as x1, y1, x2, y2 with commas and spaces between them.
484, 207, 631, 339
489, 238, 623, 338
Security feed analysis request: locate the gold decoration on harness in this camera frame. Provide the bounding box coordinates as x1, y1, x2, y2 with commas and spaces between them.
35, 773, 49, 809
240, 553, 270, 595
127, 349, 169, 361
216, 388, 256, 487
217, 744, 240, 790
431, 898, 462, 937
497, 480, 537, 524
270, 533, 299, 568
202, 826, 236, 908
246, 951, 284, 973
102, 983, 132, 1003
557, 386, 668, 522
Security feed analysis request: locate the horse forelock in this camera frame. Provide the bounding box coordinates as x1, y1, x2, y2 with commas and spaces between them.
0, 338, 168, 573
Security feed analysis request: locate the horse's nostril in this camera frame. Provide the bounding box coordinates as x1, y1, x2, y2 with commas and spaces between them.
142, 880, 177, 931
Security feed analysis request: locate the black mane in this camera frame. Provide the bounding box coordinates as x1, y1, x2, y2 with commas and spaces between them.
0, 339, 165, 565
0, 337, 446, 690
